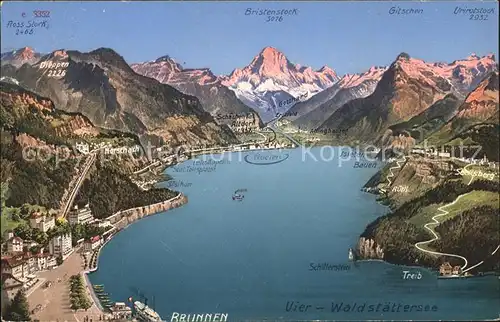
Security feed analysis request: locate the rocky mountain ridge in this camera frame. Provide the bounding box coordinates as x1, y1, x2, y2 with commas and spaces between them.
287, 66, 387, 129
317, 53, 498, 146
0, 81, 100, 144
1, 47, 42, 67
130, 56, 262, 126
428, 71, 499, 146
1, 48, 239, 150
2, 47, 497, 131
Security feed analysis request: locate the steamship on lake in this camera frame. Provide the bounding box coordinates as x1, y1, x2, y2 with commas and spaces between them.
133, 300, 162, 322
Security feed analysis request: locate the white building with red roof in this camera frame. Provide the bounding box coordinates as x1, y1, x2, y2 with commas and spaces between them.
84, 235, 102, 252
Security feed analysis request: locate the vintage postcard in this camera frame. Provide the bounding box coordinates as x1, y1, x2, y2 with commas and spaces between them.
1, 1, 499, 321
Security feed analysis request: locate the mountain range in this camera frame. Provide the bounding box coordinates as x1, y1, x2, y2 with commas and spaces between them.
219, 47, 340, 120
1, 46, 498, 150
130, 56, 262, 126
129, 47, 497, 131
286, 66, 387, 129
0, 47, 42, 67
318, 52, 498, 147
130, 47, 339, 122
0, 48, 239, 149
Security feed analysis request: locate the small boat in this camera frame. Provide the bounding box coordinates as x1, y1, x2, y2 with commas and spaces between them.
348, 248, 354, 261
232, 194, 244, 201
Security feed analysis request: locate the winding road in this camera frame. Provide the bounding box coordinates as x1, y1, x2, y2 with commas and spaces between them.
414, 162, 500, 271
463, 244, 500, 273
386, 156, 407, 188
414, 194, 469, 269
380, 155, 407, 194
133, 160, 161, 175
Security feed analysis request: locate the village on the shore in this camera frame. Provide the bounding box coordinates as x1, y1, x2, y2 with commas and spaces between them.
0, 113, 293, 321
1, 107, 498, 321
1, 183, 186, 321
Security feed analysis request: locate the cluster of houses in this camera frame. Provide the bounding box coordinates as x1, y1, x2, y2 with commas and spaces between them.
411, 147, 452, 158
439, 262, 462, 276
457, 156, 497, 168
230, 142, 290, 151
1, 229, 60, 309
1, 205, 115, 309
75, 142, 141, 156
411, 147, 498, 171
412, 147, 497, 166
75, 142, 106, 155
228, 115, 260, 134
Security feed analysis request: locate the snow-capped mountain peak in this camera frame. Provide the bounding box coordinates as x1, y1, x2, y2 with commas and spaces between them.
248, 46, 290, 77
220, 46, 341, 120
223, 46, 339, 90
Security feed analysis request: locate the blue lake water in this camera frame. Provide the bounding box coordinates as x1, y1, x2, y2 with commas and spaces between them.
90, 147, 500, 321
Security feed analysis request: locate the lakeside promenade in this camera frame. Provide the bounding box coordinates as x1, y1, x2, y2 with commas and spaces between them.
83, 193, 187, 310
28, 249, 106, 322
26, 133, 290, 321
27, 193, 187, 321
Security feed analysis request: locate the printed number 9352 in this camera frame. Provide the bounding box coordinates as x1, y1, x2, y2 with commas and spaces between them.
266, 16, 283, 22
33, 10, 51, 18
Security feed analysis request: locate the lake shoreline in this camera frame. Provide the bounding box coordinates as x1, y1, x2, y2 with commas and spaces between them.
84, 192, 188, 312
357, 157, 500, 276
89, 147, 499, 320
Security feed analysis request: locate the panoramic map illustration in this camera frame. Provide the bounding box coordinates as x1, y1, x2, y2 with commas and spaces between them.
0, 1, 499, 321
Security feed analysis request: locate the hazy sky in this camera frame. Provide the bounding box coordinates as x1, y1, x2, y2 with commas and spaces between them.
1, 1, 498, 76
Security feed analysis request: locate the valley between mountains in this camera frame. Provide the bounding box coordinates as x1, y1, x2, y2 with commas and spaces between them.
1, 45, 499, 277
